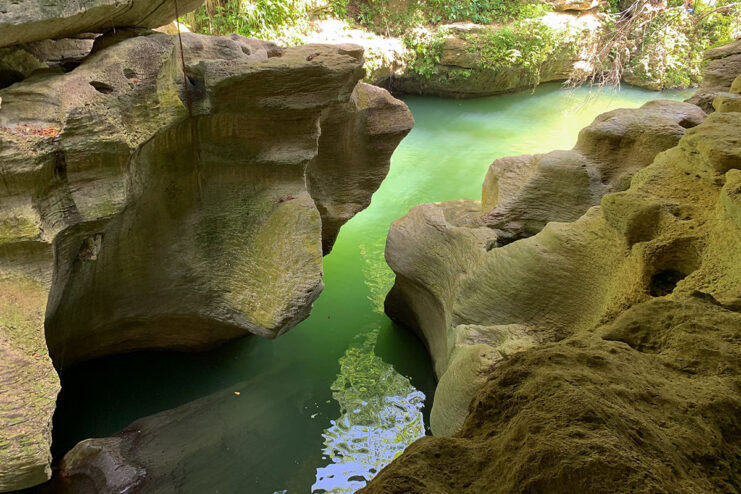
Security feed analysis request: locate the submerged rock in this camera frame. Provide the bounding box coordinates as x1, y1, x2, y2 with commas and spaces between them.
366, 55, 741, 490
52, 366, 308, 493
0, 32, 411, 491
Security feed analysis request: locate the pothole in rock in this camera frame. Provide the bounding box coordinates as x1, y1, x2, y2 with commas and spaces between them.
650, 269, 688, 297
90, 80, 114, 94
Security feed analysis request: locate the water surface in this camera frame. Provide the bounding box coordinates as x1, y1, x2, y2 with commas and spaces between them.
53, 82, 694, 493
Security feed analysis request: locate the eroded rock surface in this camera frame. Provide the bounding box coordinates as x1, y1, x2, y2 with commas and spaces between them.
366, 58, 741, 491
0, 0, 204, 48
481, 99, 705, 243
0, 32, 411, 491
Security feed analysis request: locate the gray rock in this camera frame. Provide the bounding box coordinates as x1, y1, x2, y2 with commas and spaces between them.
481, 100, 706, 242
0, 0, 205, 48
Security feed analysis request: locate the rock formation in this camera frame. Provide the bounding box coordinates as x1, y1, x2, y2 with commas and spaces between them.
51, 365, 313, 494
0, 28, 412, 492
363, 43, 740, 492
0, 0, 204, 48
686, 39, 741, 113
481, 99, 705, 243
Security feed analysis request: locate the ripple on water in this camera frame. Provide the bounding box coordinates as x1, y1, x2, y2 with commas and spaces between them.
312, 330, 426, 493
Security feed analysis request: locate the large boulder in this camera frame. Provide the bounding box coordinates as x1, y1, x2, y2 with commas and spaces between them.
0, 32, 411, 491
366, 70, 741, 490
0, 0, 204, 48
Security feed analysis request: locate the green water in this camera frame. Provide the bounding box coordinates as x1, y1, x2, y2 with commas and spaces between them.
52, 83, 694, 493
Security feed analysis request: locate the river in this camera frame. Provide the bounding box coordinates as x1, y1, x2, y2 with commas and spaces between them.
51, 82, 694, 493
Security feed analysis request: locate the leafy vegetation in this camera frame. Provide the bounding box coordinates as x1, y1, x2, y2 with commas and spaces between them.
182, 0, 319, 43
182, 0, 740, 91
575, 0, 740, 88
466, 17, 579, 85
328, 0, 549, 36
402, 28, 448, 78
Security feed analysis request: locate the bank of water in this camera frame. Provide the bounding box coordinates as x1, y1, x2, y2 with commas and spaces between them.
51, 83, 694, 493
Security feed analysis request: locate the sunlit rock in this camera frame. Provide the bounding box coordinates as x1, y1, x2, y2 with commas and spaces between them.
481, 100, 705, 242
367, 66, 741, 490
685, 39, 741, 113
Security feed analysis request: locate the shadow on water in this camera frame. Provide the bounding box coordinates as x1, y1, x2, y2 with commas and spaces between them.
50, 81, 695, 493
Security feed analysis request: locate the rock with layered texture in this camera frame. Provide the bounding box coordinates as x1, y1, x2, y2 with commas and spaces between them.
0, 0, 204, 48
0, 32, 411, 491
685, 39, 741, 113
481, 100, 705, 243
367, 70, 741, 489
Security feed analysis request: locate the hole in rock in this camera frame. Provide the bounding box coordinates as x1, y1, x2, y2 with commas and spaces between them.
77, 233, 103, 261
0, 69, 26, 89
646, 237, 701, 297
123, 68, 137, 78
650, 269, 687, 296
678, 117, 698, 129
90, 80, 114, 94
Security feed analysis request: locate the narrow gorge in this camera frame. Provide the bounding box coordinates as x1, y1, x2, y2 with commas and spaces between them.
0, 1, 739, 493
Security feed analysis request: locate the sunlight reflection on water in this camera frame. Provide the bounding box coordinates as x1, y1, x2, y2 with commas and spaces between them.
312, 330, 426, 493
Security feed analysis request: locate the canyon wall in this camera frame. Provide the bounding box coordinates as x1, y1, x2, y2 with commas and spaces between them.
363, 42, 741, 493
0, 26, 412, 492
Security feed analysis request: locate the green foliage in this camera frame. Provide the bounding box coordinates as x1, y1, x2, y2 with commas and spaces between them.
184, 0, 314, 43
466, 18, 577, 86
331, 0, 551, 36
402, 28, 448, 78
627, 0, 740, 88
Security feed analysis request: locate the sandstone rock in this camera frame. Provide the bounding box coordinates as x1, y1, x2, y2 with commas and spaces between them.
0, 0, 205, 48
23, 37, 96, 71
307, 81, 414, 253
686, 39, 741, 113
0, 275, 59, 492
0, 32, 411, 490
481, 100, 705, 242
363, 299, 741, 494
369, 69, 740, 487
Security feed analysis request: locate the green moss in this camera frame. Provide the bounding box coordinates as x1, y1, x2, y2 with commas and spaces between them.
0, 276, 48, 355
0, 216, 40, 245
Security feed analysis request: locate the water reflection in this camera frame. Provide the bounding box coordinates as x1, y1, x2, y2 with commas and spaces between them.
312, 330, 426, 493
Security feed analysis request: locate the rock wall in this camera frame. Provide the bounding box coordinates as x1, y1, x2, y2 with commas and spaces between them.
0, 31, 412, 492
363, 44, 741, 492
